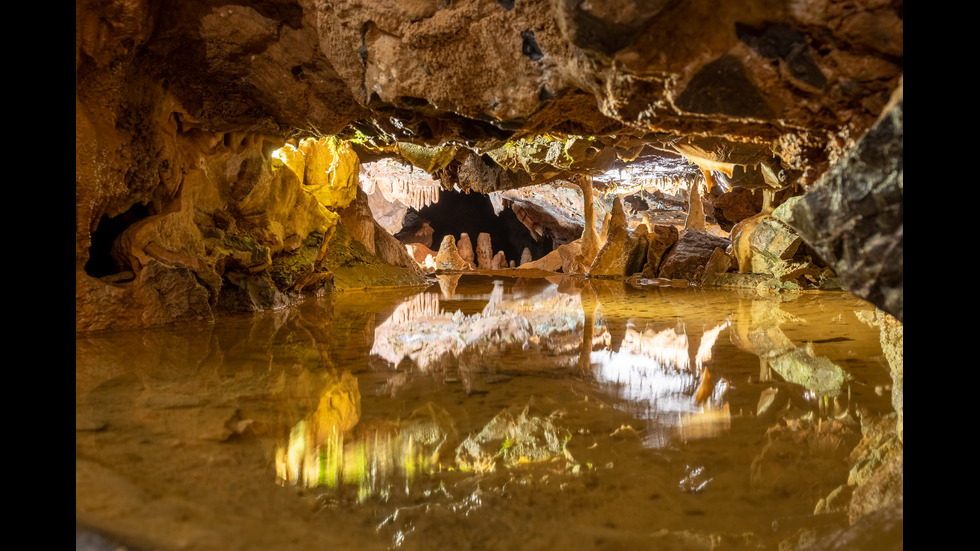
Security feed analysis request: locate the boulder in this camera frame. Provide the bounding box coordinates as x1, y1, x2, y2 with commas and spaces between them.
712, 187, 762, 230
658, 229, 730, 281
788, 88, 903, 321
642, 224, 679, 277
590, 226, 649, 278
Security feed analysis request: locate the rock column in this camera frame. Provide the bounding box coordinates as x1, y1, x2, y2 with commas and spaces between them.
458, 233, 475, 269
574, 175, 601, 273
476, 232, 494, 269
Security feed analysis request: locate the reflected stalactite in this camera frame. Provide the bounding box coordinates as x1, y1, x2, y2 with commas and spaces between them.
388, 292, 442, 326
370, 281, 584, 373
78, 273, 900, 550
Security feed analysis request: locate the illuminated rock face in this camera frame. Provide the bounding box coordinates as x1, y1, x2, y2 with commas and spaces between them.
75, 0, 903, 327
435, 235, 467, 271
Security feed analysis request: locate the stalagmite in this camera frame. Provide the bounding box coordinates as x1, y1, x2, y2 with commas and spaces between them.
685, 176, 707, 232
435, 235, 467, 270
574, 175, 601, 273
458, 233, 475, 268
596, 211, 610, 247
609, 197, 627, 233
476, 233, 494, 269
491, 250, 507, 270
520, 247, 532, 266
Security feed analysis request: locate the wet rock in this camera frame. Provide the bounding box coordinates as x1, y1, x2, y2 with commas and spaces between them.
730, 213, 768, 274
794, 505, 903, 551
574, 176, 602, 273
518, 247, 563, 271
700, 246, 733, 285
455, 402, 566, 471
658, 229, 730, 281
299, 137, 360, 210
684, 180, 707, 231
712, 187, 762, 230
76, 259, 217, 332
218, 271, 293, 313
590, 226, 649, 278
750, 415, 860, 500
321, 223, 427, 289
814, 484, 854, 515
374, 218, 428, 277
394, 214, 435, 249
749, 216, 803, 265
849, 450, 902, 524
491, 186, 587, 247
406, 242, 438, 268
642, 224, 679, 278
476, 232, 494, 269
608, 197, 628, 235
338, 187, 377, 255
558, 240, 583, 274
435, 235, 467, 271
788, 88, 903, 322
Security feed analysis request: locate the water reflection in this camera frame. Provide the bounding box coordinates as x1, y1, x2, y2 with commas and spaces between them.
76, 276, 899, 551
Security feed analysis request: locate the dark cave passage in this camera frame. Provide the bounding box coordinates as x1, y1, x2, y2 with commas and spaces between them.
84, 202, 151, 278
417, 190, 553, 263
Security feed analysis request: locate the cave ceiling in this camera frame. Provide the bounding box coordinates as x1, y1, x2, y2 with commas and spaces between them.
77, 0, 903, 190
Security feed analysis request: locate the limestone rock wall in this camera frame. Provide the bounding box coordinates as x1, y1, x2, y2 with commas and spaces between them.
76, 0, 903, 328
788, 86, 903, 322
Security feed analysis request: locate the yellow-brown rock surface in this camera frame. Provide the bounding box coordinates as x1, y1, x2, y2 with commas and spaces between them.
76, 0, 903, 327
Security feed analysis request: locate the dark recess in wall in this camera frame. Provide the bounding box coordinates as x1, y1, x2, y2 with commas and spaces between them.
85, 203, 151, 277
418, 190, 552, 263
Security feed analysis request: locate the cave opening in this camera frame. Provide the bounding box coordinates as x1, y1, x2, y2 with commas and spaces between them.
84, 202, 151, 278
416, 189, 552, 264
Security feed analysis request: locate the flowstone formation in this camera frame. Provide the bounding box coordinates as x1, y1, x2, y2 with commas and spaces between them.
76, 0, 903, 326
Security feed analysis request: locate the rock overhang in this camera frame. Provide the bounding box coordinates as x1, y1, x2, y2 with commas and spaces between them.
75, 0, 903, 329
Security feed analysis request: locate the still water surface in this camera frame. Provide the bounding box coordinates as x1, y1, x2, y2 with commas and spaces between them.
76, 275, 895, 550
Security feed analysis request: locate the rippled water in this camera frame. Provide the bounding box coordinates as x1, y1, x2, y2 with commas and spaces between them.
76, 275, 897, 551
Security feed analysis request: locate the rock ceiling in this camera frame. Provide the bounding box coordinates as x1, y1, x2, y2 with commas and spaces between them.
75, 0, 903, 330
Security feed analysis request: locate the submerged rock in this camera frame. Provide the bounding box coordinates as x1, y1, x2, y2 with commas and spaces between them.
455, 402, 567, 471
